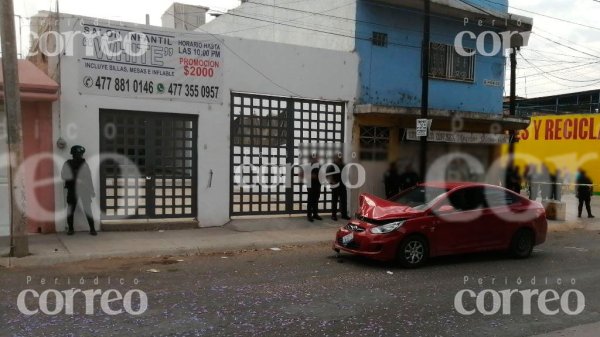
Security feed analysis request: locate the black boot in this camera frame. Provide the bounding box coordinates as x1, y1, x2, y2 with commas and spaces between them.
87, 215, 97, 236
67, 221, 74, 236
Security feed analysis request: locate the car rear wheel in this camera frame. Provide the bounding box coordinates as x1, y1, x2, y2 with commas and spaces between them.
510, 229, 534, 259
397, 236, 429, 268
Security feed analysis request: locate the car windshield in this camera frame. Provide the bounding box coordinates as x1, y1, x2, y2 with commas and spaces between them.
389, 186, 448, 210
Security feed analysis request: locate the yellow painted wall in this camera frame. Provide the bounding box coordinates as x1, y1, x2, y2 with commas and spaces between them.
502, 114, 600, 192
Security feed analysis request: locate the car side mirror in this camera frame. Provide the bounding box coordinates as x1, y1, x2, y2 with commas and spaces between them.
437, 205, 456, 214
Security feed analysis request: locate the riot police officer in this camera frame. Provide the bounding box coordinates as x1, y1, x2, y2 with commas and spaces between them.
61, 145, 97, 235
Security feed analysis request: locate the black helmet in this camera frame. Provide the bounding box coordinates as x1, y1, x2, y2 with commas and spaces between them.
70, 145, 86, 155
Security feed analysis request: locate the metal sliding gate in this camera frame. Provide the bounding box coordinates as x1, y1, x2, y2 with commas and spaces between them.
100, 109, 198, 220
230, 93, 345, 216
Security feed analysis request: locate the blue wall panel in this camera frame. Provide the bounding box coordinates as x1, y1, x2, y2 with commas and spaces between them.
356, 1, 507, 114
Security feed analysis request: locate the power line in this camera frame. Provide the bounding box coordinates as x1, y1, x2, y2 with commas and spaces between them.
454, 0, 496, 17
524, 49, 598, 60
518, 51, 600, 94
532, 31, 600, 60
213, 1, 356, 37
242, 0, 491, 40
460, 0, 600, 61
516, 57, 600, 82
525, 82, 600, 97
208, 2, 600, 97
226, 1, 600, 89
533, 26, 600, 57
165, 7, 303, 97
479, 0, 600, 31
191, 0, 525, 36
207, 7, 422, 50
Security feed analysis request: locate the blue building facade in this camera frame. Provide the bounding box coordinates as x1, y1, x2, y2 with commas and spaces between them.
351, 0, 532, 197
355, 0, 511, 114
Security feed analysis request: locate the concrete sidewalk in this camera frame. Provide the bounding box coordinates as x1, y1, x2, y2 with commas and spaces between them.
545, 194, 600, 232
0, 217, 340, 268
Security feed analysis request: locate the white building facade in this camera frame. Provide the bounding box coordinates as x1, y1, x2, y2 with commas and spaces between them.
21, 12, 359, 232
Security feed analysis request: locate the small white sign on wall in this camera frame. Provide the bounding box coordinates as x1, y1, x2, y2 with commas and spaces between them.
484, 79, 502, 87
416, 119, 431, 137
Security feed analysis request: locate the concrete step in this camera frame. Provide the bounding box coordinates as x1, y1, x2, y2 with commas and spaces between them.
101, 220, 199, 232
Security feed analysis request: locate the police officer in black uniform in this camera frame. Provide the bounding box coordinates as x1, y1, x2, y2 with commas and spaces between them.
576, 169, 594, 219
327, 154, 350, 221
61, 145, 97, 235
304, 154, 323, 222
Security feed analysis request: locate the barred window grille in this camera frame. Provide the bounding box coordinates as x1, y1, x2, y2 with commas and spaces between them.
428, 42, 475, 83
360, 126, 390, 161
372, 32, 388, 47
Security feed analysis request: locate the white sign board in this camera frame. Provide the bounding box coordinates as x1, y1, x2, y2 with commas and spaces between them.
406, 129, 510, 144
77, 23, 223, 103
416, 119, 429, 137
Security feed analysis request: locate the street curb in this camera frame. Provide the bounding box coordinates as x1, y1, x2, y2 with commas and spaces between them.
547, 222, 585, 232
0, 238, 333, 269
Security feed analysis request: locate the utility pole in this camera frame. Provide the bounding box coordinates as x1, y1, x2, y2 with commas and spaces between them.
419, 0, 431, 181
507, 47, 518, 169
1, 0, 29, 257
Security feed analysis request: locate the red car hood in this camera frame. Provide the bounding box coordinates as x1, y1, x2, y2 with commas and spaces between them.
357, 193, 423, 221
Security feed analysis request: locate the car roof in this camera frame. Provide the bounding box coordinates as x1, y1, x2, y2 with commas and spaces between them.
419, 182, 501, 191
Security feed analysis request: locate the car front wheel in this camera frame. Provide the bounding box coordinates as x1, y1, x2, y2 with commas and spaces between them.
510, 229, 534, 259
397, 236, 429, 268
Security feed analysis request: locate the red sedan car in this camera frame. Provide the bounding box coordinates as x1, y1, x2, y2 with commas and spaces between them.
333, 182, 547, 268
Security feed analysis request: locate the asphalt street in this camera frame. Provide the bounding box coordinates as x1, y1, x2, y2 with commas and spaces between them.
1, 230, 599, 337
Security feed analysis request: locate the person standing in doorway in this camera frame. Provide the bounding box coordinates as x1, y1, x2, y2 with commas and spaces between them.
398, 164, 420, 191
384, 162, 401, 198
540, 164, 551, 200
527, 164, 539, 201
303, 154, 322, 222
509, 165, 523, 194
61, 145, 97, 235
327, 154, 350, 221
550, 169, 562, 201
576, 169, 594, 219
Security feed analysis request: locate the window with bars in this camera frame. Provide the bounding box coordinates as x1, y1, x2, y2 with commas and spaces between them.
232, 113, 288, 147
372, 32, 388, 47
99, 110, 197, 219
428, 42, 475, 82
359, 126, 390, 161
230, 93, 345, 216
